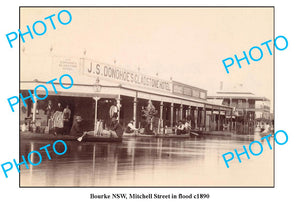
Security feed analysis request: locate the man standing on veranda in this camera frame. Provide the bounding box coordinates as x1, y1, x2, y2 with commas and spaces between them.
109, 99, 119, 119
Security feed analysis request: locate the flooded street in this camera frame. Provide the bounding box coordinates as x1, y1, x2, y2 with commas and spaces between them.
20, 134, 274, 187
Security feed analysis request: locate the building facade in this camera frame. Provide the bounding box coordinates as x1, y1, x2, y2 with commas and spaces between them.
207, 89, 272, 134
20, 55, 233, 134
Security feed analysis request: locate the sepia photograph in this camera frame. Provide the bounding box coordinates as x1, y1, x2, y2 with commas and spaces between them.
19, 7, 274, 187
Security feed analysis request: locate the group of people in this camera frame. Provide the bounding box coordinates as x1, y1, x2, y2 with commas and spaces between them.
94, 117, 124, 138
123, 119, 192, 135
257, 122, 274, 134
69, 100, 124, 139
175, 120, 191, 135
125, 120, 139, 133
45, 99, 195, 138
70, 116, 124, 139
46, 100, 72, 135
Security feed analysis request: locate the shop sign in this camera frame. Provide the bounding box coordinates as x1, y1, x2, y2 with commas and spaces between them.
84, 60, 171, 92
173, 81, 207, 100
53, 56, 80, 73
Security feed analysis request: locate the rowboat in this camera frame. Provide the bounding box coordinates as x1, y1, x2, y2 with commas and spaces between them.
123, 132, 190, 138
20, 132, 122, 142
157, 133, 190, 138
260, 131, 274, 137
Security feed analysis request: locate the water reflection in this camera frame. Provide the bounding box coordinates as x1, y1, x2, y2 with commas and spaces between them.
20, 134, 273, 187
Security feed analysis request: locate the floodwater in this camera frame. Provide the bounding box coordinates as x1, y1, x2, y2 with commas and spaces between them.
20, 133, 274, 187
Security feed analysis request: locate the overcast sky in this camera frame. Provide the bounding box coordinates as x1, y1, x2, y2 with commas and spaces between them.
21, 7, 273, 105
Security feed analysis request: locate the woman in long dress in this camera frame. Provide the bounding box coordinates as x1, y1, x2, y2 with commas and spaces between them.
53, 103, 64, 135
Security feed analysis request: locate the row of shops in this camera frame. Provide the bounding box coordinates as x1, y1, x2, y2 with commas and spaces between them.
20, 56, 236, 135
20, 84, 235, 135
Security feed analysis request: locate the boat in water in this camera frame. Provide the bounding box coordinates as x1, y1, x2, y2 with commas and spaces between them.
20, 132, 122, 143
123, 132, 190, 138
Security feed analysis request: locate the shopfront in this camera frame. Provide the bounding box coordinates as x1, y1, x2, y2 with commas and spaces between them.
20, 56, 233, 134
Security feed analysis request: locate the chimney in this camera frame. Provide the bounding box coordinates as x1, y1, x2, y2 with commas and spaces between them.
219, 81, 223, 91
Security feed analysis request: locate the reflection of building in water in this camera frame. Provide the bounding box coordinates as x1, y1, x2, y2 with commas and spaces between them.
207, 83, 272, 134
20, 138, 207, 186
20, 55, 233, 134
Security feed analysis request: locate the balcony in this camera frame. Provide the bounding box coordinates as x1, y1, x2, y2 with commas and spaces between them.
229, 103, 255, 109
